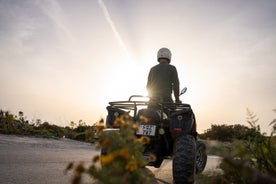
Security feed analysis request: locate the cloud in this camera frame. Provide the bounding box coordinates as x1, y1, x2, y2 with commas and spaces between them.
97, 0, 128, 54
35, 0, 74, 41
0, 1, 37, 57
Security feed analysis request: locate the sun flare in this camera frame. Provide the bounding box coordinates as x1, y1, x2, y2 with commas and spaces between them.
103, 59, 149, 103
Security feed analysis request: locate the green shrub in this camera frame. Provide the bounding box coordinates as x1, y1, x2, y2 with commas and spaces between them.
66, 115, 155, 184
217, 110, 276, 183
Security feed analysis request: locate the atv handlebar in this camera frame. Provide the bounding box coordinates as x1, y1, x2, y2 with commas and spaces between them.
128, 95, 149, 101
128, 87, 187, 101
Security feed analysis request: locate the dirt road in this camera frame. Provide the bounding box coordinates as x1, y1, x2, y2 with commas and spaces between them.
0, 134, 220, 184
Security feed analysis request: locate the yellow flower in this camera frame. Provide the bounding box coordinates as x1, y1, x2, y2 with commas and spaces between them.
138, 136, 150, 144
100, 153, 116, 166
95, 125, 105, 136
100, 148, 129, 166
132, 123, 139, 131
92, 155, 100, 163
125, 160, 138, 172
114, 118, 123, 127
116, 148, 130, 160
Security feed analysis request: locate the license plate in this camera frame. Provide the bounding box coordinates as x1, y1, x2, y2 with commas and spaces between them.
136, 125, 156, 136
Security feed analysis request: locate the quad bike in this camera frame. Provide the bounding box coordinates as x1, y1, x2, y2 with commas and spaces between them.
103, 88, 207, 183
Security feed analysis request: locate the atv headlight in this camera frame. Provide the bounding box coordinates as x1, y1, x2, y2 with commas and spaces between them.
177, 115, 183, 121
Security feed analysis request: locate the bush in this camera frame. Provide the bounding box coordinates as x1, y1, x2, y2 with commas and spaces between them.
66, 115, 155, 184
0, 109, 96, 142
199, 124, 257, 142
217, 110, 276, 183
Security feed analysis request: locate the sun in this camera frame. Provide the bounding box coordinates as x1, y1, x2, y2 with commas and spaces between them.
103, 59, 149, 103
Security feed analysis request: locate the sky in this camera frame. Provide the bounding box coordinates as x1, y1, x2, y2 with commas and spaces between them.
0, 0, 275, 134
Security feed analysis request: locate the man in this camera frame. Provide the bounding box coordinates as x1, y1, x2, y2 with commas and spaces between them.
147, 47, 180, 108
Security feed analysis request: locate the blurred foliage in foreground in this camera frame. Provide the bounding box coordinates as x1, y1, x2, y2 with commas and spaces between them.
197, 109, 276, 184
0, 110, 96, 142
66, 114, 155, 184
66, 109, 276, 184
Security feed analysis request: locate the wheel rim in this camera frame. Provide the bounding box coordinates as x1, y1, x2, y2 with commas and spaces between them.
196, 147, 206, 170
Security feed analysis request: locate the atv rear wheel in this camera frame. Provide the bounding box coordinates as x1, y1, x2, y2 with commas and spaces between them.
173, 134, 196, 184
196, 140, 207, 173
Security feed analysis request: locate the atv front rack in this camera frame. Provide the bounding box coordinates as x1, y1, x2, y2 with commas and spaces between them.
108, 95, 192, 118
109, 96, 148, 117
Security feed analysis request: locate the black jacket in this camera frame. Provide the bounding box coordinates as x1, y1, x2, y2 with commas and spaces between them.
147, 62, 179, 103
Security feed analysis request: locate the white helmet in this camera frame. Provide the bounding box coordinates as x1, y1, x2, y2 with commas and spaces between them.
157, 47, 171, 63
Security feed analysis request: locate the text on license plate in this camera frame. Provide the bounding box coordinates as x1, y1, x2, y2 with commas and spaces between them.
136, 125, 156, 136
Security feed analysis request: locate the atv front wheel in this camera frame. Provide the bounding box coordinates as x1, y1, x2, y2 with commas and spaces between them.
173, 134, 196, 184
